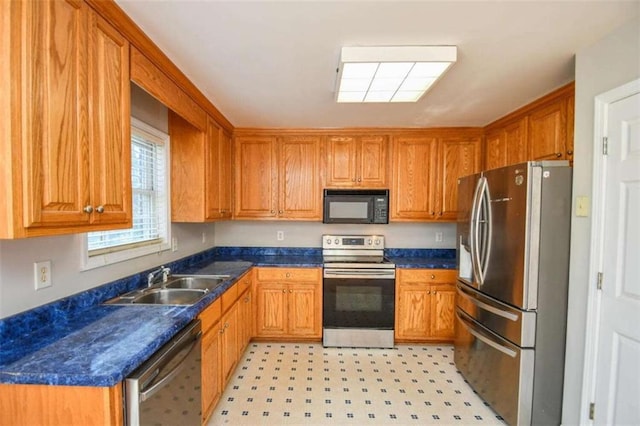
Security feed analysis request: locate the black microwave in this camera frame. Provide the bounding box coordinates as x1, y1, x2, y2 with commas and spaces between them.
323, 189, 389, 224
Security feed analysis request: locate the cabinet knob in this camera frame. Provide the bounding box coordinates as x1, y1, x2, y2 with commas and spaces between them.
286, 272, 291, 278
430, 211, 435, 216
556, 152, 562, 158
83, 205, 94, 214
352, 178, 356, 182
426, 290, 431, 295
225, 322, 230, 329
271, 210, 275, 214
96, 205, 104, 214
283, 289, 286, 293
220, 210, 226, 214
438, 212, 443, 216
289, 289, 293, 293
219, 328, 224, 334
431, 274, 436, 279
357, 177, 362, 182
566, 150, 573, 156
279, 210, 283, 214
433, 291, 438, 295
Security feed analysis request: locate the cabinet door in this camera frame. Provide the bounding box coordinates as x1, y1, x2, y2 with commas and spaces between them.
238, 289, 253, 354
279, 136, 321, 219
201, 327, 222, 422
505, 117, 528, 165
437, 137, 481, 220
395, 285, 431, 339
220, 303, 239, 388
288, 283, 321, 337
528, 99, 567, 161
21, 0, 91, 228
484, 130, 506, 171
430, 285, 456, 339
218, 130, 233, 218
234, 136, 277, 218
88, 10, 130, 225
359, 136, 388, 187
391, 136, 438, 220
255, 283, 288, 337
205, 118, 221, 220
326, 136, 358, 187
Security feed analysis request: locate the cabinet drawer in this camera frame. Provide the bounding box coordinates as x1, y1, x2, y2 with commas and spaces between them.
237, 272, 252, 294
199, 298, 221, 333
398, 268, 456, 284
256, 267, 320, 282
221, 282, 238, 312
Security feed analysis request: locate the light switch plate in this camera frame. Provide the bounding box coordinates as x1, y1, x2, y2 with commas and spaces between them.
576, 196, 590, 217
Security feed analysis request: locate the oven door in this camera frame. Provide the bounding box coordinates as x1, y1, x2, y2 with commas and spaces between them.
322, 268, 395, 330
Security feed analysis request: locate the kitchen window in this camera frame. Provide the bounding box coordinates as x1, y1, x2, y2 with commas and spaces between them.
83, 118, 170, 269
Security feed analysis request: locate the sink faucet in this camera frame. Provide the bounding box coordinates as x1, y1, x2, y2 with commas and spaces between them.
147, 266, 171, 287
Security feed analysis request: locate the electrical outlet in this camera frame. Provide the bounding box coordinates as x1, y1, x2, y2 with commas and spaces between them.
34, 261, 52, 290
576, 196, 590, 217
172, 237, 178, 252
277, 231, 284, 241
435, 232, 444, 243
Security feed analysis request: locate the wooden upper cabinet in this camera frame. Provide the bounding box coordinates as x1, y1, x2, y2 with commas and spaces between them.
436, 137, 482, 220
279, 135, 322, 219
234, 134, 321, 220
1, 0, 131, 238
528, 98, 567, 161
505, 117, 528, 165
88, 10, 131, 226
391, 135, 438, 221
234, 136, 278, 218
326, 135, 388, 188
484, 130, 506, 171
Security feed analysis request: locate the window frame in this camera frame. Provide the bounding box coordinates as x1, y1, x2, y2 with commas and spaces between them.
82, 117, 171, 270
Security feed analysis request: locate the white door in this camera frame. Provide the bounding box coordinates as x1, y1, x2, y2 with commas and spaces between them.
593, 90, 640, 425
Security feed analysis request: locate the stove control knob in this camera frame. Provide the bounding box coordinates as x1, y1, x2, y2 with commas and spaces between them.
367, 239, 373, 245
334, 238, 339, 245
375, 239, 380, 245
326, 238, 331, 245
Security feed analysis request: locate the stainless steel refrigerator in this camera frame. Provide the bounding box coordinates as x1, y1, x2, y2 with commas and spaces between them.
455, 161, 572, 425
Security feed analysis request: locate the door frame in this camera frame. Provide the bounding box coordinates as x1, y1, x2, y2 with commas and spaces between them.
580, 78, 640, 424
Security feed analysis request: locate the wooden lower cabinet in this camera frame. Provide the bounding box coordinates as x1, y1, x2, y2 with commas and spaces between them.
0, 383, 123, 426
395, 269, 456, 342
254, 267, 322, 339
199, 271, 254, 424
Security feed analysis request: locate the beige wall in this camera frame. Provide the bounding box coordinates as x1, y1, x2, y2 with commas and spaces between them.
563, 14, 640, 424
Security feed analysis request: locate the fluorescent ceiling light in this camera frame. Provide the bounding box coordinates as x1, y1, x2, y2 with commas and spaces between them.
336, 46, 457, 103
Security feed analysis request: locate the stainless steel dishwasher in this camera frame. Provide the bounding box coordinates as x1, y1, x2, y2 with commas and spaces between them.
125, 320, 202, 426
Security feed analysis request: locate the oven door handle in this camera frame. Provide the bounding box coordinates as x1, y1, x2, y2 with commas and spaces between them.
323, 269, 396, 279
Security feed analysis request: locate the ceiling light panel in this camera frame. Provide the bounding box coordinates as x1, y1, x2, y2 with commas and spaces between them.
336, 46, 457, 103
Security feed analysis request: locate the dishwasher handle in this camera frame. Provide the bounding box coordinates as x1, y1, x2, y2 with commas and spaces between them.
139, 330, 202, 401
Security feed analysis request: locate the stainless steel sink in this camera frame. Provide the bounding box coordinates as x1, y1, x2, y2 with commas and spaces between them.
164, 275, 229, 291
103, 274, 231, 306
131, 288, 207, 305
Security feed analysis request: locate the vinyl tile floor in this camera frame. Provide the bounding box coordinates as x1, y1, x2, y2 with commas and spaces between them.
207, 342, 505, 425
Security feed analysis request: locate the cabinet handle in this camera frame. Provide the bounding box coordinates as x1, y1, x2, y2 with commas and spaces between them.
83, 205, 94, 214
431, 274, 435, 279
556, 152, 562, 158
96, 205, 105, 214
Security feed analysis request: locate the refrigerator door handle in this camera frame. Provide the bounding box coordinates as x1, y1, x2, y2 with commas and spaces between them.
478, 180, 492, 283
469, 177, 484, 285
456, 308, 517, 358
456, 283, 519, 322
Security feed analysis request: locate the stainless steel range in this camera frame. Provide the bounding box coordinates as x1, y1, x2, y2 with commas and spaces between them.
322, 234, 396, 348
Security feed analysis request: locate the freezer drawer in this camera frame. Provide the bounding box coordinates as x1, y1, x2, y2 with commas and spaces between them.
456, 281, 536, 347
455, 308, 533, 426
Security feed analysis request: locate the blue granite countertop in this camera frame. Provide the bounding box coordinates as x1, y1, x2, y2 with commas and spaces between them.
0, 246, 454, 387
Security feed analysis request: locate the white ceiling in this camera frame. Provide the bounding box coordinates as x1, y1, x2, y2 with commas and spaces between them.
116, 0, 639, 129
